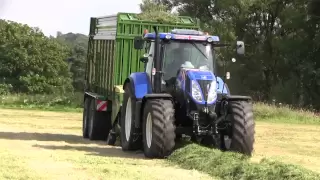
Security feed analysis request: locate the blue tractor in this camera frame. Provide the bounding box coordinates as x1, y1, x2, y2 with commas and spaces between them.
109, 27, 255, 158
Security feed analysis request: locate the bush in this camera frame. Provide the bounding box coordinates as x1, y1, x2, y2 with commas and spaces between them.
0, 84, 13, 95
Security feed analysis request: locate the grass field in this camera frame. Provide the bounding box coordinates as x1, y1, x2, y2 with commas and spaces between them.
0, 109, 213, 180
252, 122, 320, 172
0, 97, 320, 179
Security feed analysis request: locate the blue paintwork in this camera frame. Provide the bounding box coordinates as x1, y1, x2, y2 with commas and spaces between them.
187, 70, 215, 81
144, 33, 220, 42
176, 69, 217, 105
129, 72, 152, 99
216, 76, 230, 95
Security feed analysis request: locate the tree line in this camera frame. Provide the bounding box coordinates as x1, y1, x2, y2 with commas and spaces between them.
0, 0, 319, 111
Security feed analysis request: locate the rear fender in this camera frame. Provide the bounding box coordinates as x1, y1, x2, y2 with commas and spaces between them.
135, 93, 173, 129
84, 92, 110, 112
123, 72, 152, 99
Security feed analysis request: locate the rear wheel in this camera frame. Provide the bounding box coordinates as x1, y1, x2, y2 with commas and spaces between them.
221, 101, 255, 156
142, 99, 176, 158
120, 84, 141, 151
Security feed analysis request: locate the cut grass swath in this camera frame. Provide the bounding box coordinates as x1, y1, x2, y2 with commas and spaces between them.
168, 143, 320, 180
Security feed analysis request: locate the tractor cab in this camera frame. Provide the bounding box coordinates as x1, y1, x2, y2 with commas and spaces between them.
134, 29, 244, 105
135, 29, 219, 96
138, 29, 219, 82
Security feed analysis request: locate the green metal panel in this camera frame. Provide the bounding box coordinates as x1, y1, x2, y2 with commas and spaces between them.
85, 12, 200, 101
113, 12, 200, 94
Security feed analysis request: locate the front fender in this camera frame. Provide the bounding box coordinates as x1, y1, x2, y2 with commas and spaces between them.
216, 76, 230, 95
123, 72, 152, 99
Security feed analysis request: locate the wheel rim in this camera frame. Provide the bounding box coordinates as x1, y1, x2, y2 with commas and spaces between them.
224, 135, 232, 149
146, 112, 152, 148
125, 97, 132, 141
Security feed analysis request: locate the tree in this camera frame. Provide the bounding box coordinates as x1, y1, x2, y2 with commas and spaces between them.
309, 0, 320, 17
0, 19, 73, 94
56, 32, 88, 91
137, 0, 180, 23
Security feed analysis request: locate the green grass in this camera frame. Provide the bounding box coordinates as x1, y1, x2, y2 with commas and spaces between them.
1, 94, 319, 124
168, 143, 320, 180
0, 93, 83, 112
254, 102, 320, 125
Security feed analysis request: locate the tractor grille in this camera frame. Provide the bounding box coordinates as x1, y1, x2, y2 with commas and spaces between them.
197, 80, 212, 101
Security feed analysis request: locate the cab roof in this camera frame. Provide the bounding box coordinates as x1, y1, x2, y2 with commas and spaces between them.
143, 29, 220, 42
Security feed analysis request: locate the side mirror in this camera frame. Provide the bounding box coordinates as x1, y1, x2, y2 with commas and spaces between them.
134, 36, 144, 50
236, 41, 245, 55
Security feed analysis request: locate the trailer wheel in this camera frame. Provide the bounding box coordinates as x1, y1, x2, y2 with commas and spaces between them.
221, 101, 255, 156
142, 99, 176, 158
87, 99, 111, 140
120, 84, 141, 151
82, 98, 90, 138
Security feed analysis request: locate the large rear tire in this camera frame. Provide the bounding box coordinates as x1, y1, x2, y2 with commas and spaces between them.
221, 101, 255, 156
142, 99, 176, 158
87, 99, 111, 140
120, 84, 141, 151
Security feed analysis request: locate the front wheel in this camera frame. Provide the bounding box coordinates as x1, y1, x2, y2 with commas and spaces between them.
221, 101, 255, 156
142, 99, 176, 158
120, 84, 141, 151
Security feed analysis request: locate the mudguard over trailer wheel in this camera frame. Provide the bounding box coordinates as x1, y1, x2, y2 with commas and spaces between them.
86, 98, 112, 141
142, 99, 176, 158
222, 100, 255, 156
120, 84, 141, 151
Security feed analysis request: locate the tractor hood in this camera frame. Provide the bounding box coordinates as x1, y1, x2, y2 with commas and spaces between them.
186, 69, 215, 81
177, 68, 218, 105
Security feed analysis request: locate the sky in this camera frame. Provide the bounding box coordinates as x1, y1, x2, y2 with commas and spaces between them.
0, 0, 142, 37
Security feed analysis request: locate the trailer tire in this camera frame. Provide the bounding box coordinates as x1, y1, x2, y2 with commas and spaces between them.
82, 98, 90, 138
222, 101, 255, 156
88, 99, 111, 140
120, 84, 141, 151
142, 99, 176, 158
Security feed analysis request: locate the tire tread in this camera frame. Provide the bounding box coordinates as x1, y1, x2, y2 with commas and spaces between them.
143, 99, 176, 158
229, 101, 255, 156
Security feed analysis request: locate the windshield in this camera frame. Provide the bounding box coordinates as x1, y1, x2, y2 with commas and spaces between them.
162, 41, 214, 81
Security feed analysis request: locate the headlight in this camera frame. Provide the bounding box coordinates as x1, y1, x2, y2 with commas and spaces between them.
207, 81, 217, 103
191, 80, 203, 102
